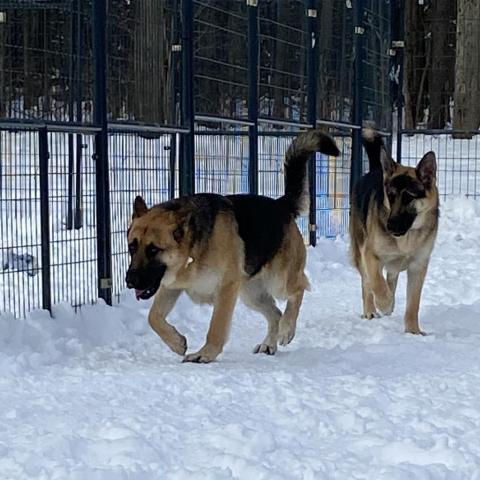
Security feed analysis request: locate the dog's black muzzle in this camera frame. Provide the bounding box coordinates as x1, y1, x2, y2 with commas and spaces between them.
125, 263, 167, 300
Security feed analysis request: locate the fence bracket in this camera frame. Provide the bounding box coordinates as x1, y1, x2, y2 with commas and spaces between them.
100, 278, 112, 289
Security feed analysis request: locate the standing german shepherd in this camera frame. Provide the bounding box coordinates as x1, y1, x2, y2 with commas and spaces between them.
350, 129, 439, 334
126, 130, 339, 362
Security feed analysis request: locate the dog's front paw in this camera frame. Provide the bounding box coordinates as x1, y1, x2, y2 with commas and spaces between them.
182, 345, 221, 364
168, 333, 187, 356
253, 343, 277, 355
361, 311, 380, 320
278, 319, 296, 346
405, 326, 427, 336
374, 291, 394, 315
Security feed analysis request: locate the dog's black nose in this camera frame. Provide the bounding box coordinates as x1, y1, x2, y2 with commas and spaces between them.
125, 270, 137, 289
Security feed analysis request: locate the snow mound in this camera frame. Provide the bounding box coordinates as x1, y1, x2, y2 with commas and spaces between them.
0, 196, 480, 479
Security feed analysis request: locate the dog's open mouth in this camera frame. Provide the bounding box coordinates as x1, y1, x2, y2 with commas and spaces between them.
135, 287, 157, 300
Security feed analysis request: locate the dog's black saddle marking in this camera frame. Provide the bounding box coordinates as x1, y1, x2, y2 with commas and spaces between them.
228, 194, 291, 277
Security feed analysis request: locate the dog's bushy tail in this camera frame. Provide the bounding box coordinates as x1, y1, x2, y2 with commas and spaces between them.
281, 129, 339, 217
362, 128, 385, 171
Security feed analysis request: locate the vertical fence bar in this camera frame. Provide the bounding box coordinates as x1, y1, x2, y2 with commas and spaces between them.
39, 128, 51, 312
74, 0, 84, 228
393, 0, 404, 163
92, 0, 112, 304
170, 0, 181, 199
67, 0, 76, 230
306, 0, 318, 246
350, 0, 365, 191
179, 0, 195, 196
247, 0, 259, 195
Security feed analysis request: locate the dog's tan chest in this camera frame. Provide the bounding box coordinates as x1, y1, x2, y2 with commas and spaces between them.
374, 227, 435, 271
183, 268, 221, 305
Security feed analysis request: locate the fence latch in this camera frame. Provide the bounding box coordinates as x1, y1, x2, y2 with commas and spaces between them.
100, 278, 112, 289
309, 224, 317, 233
307, 9, 317, 18
172, 44, 182, 52
246, 0, 258, 6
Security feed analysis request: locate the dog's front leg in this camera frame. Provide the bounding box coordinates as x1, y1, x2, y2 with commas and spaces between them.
405, 262, 428, 335
148, 287, 186, 355
183, 279, 240, 363
362, 250, 393, 315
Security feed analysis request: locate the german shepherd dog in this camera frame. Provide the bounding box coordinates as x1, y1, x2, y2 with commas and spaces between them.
126, 130, 339, 362
350, 129, 439, 334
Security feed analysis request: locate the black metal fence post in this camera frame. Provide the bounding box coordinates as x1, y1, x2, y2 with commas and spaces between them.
74, 0, 84, 228
393, 0, 404, 163
306, 0, 318, 247
92, 0, 112, 305
179, 0, 195, 196
39, 128, 51, 312
351, 0, 365, 191
247, 0, 259, 195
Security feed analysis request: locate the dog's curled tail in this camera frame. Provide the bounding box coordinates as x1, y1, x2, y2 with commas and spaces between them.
362, 127, 386, 172
282, 129, 339, 217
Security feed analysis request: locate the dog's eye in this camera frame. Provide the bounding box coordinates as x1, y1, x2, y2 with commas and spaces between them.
403, 191, 416, 202
128, 241, 138, 255
146, 244, 163, 258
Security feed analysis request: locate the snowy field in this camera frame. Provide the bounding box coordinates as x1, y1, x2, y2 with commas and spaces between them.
1, 196, 480, 479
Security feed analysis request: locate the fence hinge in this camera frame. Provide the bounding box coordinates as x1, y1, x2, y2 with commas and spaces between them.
354, 26, 365, 35
0, 12, 6, 23
246, 0, 258, 6
307, 9, 317, 18
392, 40, 405, 48
100, 278, 112, 289
172, 44, 182, 52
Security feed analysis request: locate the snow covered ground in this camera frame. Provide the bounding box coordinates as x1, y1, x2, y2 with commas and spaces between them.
0, 196, 480, 479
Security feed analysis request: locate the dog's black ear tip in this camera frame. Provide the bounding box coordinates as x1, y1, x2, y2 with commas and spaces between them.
133, 196, 149, 218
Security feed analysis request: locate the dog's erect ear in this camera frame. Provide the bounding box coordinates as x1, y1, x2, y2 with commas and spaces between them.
173, 226, 184, 243
172, 210, 191, 243
380, 148, 397, 177
132, 196, 148, 219
416, 151, 437, 188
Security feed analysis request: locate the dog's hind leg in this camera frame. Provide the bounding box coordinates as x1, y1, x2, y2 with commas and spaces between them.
278, 288, 304, 346
242, 284, 282, 355
149, 287, 186, 356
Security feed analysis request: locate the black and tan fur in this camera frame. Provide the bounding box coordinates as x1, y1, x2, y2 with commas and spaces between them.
350, 129, 439, 334
126, 130, 339, 362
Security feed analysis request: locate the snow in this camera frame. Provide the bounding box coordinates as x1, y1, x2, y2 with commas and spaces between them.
1, 196, 480, 479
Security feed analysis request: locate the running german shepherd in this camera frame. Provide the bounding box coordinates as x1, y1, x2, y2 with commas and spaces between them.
350, 129, 439, 334
126, 130, 339, 362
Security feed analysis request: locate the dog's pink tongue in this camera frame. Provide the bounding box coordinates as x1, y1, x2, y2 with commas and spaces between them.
135, 289, 146, 300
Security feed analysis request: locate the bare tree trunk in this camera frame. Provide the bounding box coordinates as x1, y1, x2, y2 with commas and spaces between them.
0, 15, 5, 117
318, 0, 333, 120
404, 0, 421, 129
454, 0, 480, 131
133, 0, 169, 123
428, 0, 456, 129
